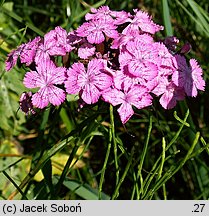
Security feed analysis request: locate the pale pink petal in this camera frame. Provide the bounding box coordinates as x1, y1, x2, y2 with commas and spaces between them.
190, 59, 205, 92
81, 83, 100, 104
48, 46, 66, 56
5, 50, 19, 71
65, 63, 86, 92
87, 59, 105, 74
32, 88, 49, 109
127, 85, 152, 109
76, 22, 91, 37
20, 36, 41, 66
23, 71, 40, 88
48, 86, 66, 106
35, 43, 51, 63
102, 88, 124, 106
78, 43, 95, 59
92, 72, 112, 90
103, 28, 119, 39
117, 102, 134, 124
65, 68, 81, 94
87, 31, 105, 44
159, 83, 185, 109
69, 62, 86, 76
159, 91, 176, 109
5, 44, 25, 71
152, 76, 169, 96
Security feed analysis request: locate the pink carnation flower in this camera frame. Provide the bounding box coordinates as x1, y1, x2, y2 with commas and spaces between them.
76, 19, 119, 44
85, 6, 129, 25
54, 26, 74, 52
103, 84, 152, 124
172, 55, 205, 97
20, 36, 41, 66
152, 77, 185, 109
123, 9, 163, 35
119, 39, 159, 77
111, 33, 153, 49
65, 59, 112, 104
78, 40, 96, 59
35, 27, 68, 63
5, 44, 25, 71
23, 60, 66, 108
5, 36, 41, 71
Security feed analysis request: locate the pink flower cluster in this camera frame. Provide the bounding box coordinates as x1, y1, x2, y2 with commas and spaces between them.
5, 6, 205, 124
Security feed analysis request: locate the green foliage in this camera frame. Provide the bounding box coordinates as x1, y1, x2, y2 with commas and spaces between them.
0, 0, 209, 200
0, 60, 26, 133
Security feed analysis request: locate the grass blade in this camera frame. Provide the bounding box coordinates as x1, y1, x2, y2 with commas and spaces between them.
162, 0, 173, 35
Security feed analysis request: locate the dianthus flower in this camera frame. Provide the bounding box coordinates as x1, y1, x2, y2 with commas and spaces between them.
65, 59, 112, 104
5, 36, 41, 71
123, 9, 163, 35
172, 55, 205, 97
119, 38, 159, 77
35, 27, 70, 63
5, 44, 25, 71
23, 60, 66, 108
152, 76, 185, 109
85, 6, 129, 25
102, 83, 152, 124
4, 6, 205, 124
77, 39, 96, 59
76, 19, 119, 44
20, 36, 41, 66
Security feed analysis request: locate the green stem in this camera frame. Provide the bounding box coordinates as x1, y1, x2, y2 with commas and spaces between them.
145, 132, 200, 199
110, 104, 119, 186
111, 147, 134, 200
137, 115, 153, 199
98, 129, 112, 200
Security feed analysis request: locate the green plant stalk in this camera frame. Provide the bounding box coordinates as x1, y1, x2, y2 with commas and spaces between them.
131, 171, 138, 200
0, 158, 25, 172
191, 160, 206, 199
111, 147, 134, 200
186, 0, 209, 34
156, 137, 166, 181
157, 137, 166, 200
200, 137, 209, 155
145, 132, 200, 199
167, 109, 190, 149
18, 26, 28, 45
163, 184, 167, 200
141, 109, 189, 198
137, 115, 153, 199
189, 140, 209, 159
30, 108, 50, 171
98, 129, 112, 200
110, 104, 119, 186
